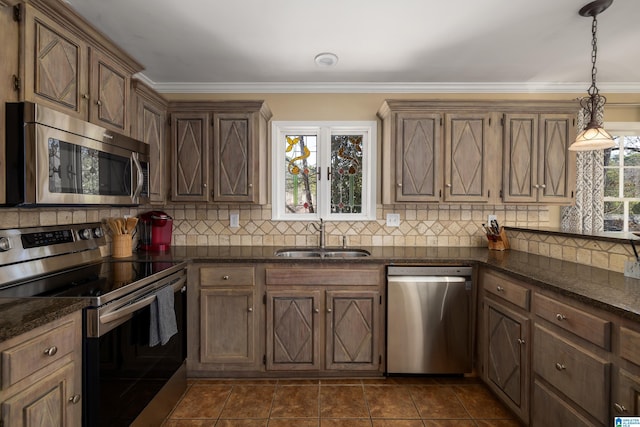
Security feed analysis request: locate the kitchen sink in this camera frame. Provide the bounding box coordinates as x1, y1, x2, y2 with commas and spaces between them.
274, 248, 371, 258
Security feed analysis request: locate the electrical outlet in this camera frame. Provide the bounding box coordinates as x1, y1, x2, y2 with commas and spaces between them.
386, 213, 400, 227
230, 212, 239, 228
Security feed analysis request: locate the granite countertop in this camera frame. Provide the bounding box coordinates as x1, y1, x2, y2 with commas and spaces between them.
0, 298, 88, 344
5, 244, 640, 344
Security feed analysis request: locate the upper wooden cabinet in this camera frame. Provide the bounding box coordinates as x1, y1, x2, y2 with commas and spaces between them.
132, 80, 168, 204
378, 100, 578, 205
503, 112, 577, 203
18, 2, 142, 135
169, 101, 272, 204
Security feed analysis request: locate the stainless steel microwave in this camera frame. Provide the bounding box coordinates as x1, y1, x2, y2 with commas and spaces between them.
5, 102, 149, 206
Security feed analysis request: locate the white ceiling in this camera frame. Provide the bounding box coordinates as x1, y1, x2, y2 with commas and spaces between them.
65, 0, 640, 93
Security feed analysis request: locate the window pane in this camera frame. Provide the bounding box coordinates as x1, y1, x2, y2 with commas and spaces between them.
604, 168, 619, 197
623, 168, 640, 198
604, 201, 624, 231
604, 138, 620, 167
630, 202, 640, 232
330, 135, 363, 214
284, 135, 317, 214
623, 136, 640, 166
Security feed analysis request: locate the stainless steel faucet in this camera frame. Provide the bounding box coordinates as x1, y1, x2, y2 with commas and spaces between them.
308, 218, 325, 248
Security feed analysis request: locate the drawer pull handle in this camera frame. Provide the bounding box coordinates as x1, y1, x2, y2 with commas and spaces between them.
556, 313, 567, 321
517, 338, 525, 345
555, 362, 566, 371
43, 346, 58, 357
248, 307, 253, 312
614, 403, 628, 413
223, 275, 230, 280
496, 286, 505, 292
69, 394, 81, 404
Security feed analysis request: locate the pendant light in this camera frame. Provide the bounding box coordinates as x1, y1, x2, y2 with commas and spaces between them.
569, 0, 615, 151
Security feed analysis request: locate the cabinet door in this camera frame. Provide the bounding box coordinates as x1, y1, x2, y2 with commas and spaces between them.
538, 113, 576, 204
212, 113, 255, 202
89, 48, 130, 135
171, 113, 210, 202
266, 290, 321, 371
485, 300, 530, 423
1, 3, 19, 205
444, 113, 491, 202
325, 290, 379, 371
1, 362, 81, 427
200, 289, 257, 365
503, 113, 538, 203
613, 369, 640, 417
533, 379, 599, 427
22, 6, 88, 119
134, 84, 167, 203
395, 113, 442, 202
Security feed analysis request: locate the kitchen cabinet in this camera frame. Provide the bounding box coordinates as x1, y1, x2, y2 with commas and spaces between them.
0, 311, 82, 427
502, 113, 576, 203
169, 101, 272, 204
614, 325, 640, 417
0, 1, 19, 205
132, 80, 168, 203
265, 266, 383, 373
18, 2, 142, 135
480, 269, 531, 424
188, 265, 262, 373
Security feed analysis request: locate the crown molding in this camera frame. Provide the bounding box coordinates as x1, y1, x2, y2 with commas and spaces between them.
132, 74, 640, 94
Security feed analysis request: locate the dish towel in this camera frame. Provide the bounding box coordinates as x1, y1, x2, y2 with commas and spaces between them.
149, 285, 178, 347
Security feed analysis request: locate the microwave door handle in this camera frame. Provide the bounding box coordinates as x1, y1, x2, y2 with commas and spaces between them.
131, 153, 144, 202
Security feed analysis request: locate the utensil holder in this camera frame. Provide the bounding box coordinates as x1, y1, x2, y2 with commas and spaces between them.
487, 227, 510, 251
112, 234, 132, 258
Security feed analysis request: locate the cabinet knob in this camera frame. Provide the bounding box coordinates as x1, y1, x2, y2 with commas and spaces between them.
517, 338, 525, 345
248, 307, 253, 312
96, 99, 102, 106
248, 183, 253, 188
496, 286, 504, 292
203, 183, 208, 188
43, 346, 58, 357
223, 275, 230, 280
446, 183, 452, 188
397, 183, 402, 187
327, 308, 332, 313
69, 394, 81, 404
614, 403, 628, 413
314, 308, 319, 313
82, 93, 90, 100
541, 184, 547, 189
556, 313, 567, 321
555, 362, 566, 371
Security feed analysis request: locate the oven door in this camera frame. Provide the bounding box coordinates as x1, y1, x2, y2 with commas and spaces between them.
83, 278, 186, 427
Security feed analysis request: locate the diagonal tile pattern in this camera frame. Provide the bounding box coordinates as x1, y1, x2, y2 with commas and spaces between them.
162, 377, 523, 427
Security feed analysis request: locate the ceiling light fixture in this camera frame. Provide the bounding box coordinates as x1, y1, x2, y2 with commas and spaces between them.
569, 0, 615, 151
314, 52, 339, 68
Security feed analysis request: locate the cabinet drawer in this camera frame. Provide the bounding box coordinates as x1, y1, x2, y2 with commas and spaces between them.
620, 326, 640, 367
482, 271, 530, 310
266, 268, 380, 286
200, 266, 255, 287
534, 293, 611, 350
533, 380, 599, 427
1, 320, 76, 389
533, 325, 610, 424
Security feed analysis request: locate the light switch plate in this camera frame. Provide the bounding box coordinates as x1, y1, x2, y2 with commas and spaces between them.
230, 212, 239, 228
386, 213, 400, 227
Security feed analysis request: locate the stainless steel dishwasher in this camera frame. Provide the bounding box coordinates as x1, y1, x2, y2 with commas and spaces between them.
386, 266, 473, 374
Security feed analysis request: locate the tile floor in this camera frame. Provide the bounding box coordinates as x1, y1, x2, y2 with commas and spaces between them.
162, 376, 522, 427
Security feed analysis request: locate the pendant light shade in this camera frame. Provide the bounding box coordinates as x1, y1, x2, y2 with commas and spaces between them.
568, 0, 615, 152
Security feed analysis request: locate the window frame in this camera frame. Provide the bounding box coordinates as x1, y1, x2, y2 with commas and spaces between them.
271, 121, 377, 221
603, 122, 640, 232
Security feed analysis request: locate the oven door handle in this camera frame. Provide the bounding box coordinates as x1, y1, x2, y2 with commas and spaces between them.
131, 153, 144, 203
100, 276, 186, 324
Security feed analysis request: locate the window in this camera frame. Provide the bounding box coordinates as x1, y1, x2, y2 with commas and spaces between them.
272, 121, 376, 221
603, 123, 640, 232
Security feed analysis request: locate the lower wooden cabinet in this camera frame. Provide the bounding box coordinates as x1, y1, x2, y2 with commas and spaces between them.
265, 266, 383, 374
612, 368, 640, 417
532, 380, 599, 427
0, 311, 82, 427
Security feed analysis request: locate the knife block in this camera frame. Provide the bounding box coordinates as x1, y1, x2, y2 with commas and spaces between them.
487, 228, 510, 251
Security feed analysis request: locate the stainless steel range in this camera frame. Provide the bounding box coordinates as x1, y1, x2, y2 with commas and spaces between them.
0, 222, 188, 427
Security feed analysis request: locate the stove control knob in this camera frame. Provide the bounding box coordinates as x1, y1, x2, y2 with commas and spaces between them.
79, 229, 92, 240
0, 237, 11, 252
93, 227, 104, 238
